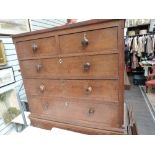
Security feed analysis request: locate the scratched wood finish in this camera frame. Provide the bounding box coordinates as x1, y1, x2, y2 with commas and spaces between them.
59, 27, 118, 54
19, 54, 119, 79
30, 117, 124, 135
16, 37, 57, 59
24, 79, 119, 102
28, 96, 120, 129
13, 19, 124, 134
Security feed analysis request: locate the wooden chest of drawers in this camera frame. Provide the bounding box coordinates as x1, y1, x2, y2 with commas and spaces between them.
13, 19, 125, 134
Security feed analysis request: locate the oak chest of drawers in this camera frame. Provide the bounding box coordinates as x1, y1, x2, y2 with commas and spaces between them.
13, 19, 125, 134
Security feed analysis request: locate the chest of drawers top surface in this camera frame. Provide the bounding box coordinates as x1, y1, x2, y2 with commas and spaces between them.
12, 19, 125, 134
13, 19, 124, 39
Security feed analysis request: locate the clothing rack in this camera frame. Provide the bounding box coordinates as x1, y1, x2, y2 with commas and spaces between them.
125, 32, 155, 38
125, 29, 155, 74
124, 22, 155, 74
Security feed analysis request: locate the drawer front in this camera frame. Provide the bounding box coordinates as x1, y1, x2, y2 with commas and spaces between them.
20, 54, 118, 78
20, 58, 61, 77
59, 27, 118, 54
16, 37, 57, 59
28, 97, 120, 129
24, 79, 119, 102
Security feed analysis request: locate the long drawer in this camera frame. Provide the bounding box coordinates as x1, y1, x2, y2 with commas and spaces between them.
24, 79, 119, 102
28, 96, 120, 129
20, 54, 119, 79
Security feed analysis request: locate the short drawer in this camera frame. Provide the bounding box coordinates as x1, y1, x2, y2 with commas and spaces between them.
24, 79, 119, 102
20, 54, 118, 79
16, 37, 57, 59
59, 27, 118, 54
28, 97, 120, 129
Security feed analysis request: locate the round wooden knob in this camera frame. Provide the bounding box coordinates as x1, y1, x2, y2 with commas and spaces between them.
88, 108, 95, 115
85, 86, 92, 94
81, 33, 89, 47
32, 42, 38, 52
36, 64, 42, 72
83, 62, 91, 71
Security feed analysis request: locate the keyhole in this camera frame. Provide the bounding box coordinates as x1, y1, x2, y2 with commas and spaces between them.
59, 59, 63, 64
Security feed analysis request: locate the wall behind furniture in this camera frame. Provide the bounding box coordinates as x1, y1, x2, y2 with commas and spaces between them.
0, 36, 25, 99
0, 19, 66, 101
30, 19, 66, 31
0, 19, 66, 134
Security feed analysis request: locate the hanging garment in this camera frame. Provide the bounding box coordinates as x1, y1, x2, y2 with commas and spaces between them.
144, 36, 147, 53
130, 37, 134, 52
125, 38, 128, 47
132, 52, 139, 69
153, 34, 155, 52
137, 36, 145, 57
129, 37, 133, 51
132, 36, 138, 53
125, 46, 130, 65
146, 35, 154, 55
125, 37, 132, 49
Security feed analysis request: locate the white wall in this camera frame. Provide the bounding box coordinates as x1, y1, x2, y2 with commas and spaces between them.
0, 19, 66, 101
0, 36, 26, 135
0, 36, 26, 101
0, 19, 67, 134
30, 19, 66, 31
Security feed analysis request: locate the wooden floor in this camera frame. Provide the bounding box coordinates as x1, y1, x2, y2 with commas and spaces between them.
125, 76, 155, 135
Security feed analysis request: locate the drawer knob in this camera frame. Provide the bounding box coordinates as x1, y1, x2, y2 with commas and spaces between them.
32, 42, 38, 52
39, 84, 45, 92
83, 62, 91, 71
81, 33, 89, 47
88, 108, 95, 115
36, 64, 42, 72
86, 86, 92, 94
